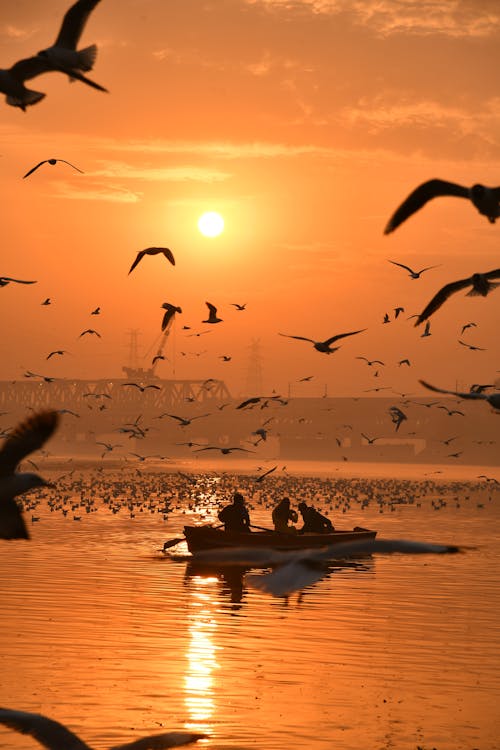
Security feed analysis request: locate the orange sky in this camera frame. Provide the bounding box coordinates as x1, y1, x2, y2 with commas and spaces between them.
0, 0, 499, 397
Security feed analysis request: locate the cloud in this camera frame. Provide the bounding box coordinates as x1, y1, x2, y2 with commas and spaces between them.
88, 161, 233, 182
50, 181, 142, 203
1, 24, 37, 41
245, 0, 500, 37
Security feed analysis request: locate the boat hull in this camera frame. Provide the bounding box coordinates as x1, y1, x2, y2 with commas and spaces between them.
183, 525, 377, 553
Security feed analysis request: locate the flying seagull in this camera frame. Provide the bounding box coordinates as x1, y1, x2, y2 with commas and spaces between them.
0, 410, 59, 540
78, 329, 101, 338
122, 383, 161, 393
0, 277, 36, 287
279, 329, 366, 354
384, 179, 500, 234
46, 350, 68, 360
414, 269, 500, 326
203, 301, 223, 324
161, 302, 182, 332
231, 303, 247, 310
23, 158, 84, 179
420, 380, 500, 410
0, 707, 205, 750
128, 247, 175, 275
194, 446, 255, 455
36, 0, 102, 74
388, 260, 440, 279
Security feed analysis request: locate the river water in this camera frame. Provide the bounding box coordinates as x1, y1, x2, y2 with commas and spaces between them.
1, 462, 499, 750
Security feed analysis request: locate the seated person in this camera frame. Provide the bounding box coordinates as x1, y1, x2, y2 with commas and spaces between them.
218, 492, 250, 532
272, 497, 298, 533
298, 501, 334, 533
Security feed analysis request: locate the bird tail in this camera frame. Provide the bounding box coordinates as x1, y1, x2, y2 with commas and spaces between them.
466, 281, 500, 297
77, 44, 98, 71
6, 89, 45, 110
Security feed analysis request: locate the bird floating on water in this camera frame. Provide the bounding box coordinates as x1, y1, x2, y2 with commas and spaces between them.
384, 179, 500, 233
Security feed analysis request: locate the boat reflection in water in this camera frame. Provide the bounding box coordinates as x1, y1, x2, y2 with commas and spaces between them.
184, 558, 373, 604
184, 577, 219, 736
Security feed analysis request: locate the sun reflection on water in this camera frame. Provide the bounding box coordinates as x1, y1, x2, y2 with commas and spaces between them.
184, 578, 220, 735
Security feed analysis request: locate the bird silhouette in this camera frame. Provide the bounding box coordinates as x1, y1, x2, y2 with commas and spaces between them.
279, 329, 366, 354
0, 411, 59, 540
384, 179, 500, 233
388, 260, 440, 279
23, 158, 84, 179
414, 269, 500, 326
203, 301, 223, 324
419, 379, 500, 410
78, 329, 101, 338
36, 0, 102, 74
194, 446, 255, 455
0, 707, 205, 750
0, 277, 36, 287
458, 339, 486, 351
128, 247, 175, 275
161, 302, 182, 331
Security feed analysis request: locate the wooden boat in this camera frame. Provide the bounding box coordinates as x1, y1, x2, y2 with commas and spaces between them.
183, 524, 377, 553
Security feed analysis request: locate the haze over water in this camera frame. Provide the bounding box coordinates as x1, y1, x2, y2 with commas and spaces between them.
1, 461, 499, 750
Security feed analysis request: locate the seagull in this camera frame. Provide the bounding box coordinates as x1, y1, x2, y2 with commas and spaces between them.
152, 354, 166, 365
419, 379, 500, 410
203, 301, 223, 324
461, 322, 477, 334
421, 321, 432, 338
36, 0, 102, 74
361, 433, 379, 444
356, 356, 384, 367
458, 340, 486, 351
414, 269, 500, 326
90, 306, 100, 315
437, 405, 465, 417
164, 414, 211, 427
122, 383, 161, 393
388, 260, 440, 279
0, 707, 205, 750
0, 411, 59, 540
279, 329, 366, 354
394, 306, 405, 318
161, 302, 182, 332
128, 247, 175, 275
255, 465, 278, 482
0, 277, 36, 287
398, 359, 411, 366
384, 179, 500, 234
231, 303, 247, 310
46, 350, 68, 360
388, 406, 407, 432
23, 158, 84, 179
78, 329, 101, 338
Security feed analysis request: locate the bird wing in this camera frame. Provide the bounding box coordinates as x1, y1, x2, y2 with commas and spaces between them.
418, 264, 440, 274
384, 179, 469, 234
418, 379, 483, 400
23, 161, 48, 178
58, 159, 84, 174
323, 329, 366, 346
111, 731, 206, 750
236, 397, 261, 409
388, 260, 413, 273
10, 55, 53, 82
0, 277, 37, 284
205, 301, 217, 315
159, 248, 175, 265
0, 708, 89, 750
54, 0, 102, 49
255, 465, 278, 481
278, 333, 314, 343
0, 498, 30, 540
414, 277, 473, 326
485, 268, 500, 280
128, 251, 146, 275
0, 411, 59, 476
166, 414, 184, 423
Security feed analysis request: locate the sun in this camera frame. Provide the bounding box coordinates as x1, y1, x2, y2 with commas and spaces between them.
198, 211, 224, 238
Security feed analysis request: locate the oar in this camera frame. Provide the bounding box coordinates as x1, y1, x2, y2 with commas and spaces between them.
250, 523, 275, 532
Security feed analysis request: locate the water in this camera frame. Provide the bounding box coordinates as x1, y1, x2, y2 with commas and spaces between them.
1, 464, 499, 750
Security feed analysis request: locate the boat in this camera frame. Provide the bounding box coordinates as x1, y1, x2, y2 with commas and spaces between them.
183, 524, 377, 553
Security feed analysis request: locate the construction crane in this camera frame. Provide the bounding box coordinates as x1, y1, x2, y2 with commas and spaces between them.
122, 316, 175, 382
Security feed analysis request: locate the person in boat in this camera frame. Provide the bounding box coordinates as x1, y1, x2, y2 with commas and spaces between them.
272, 497, 298, 533
297, 501, 334, 533
217, 492, 251, 533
